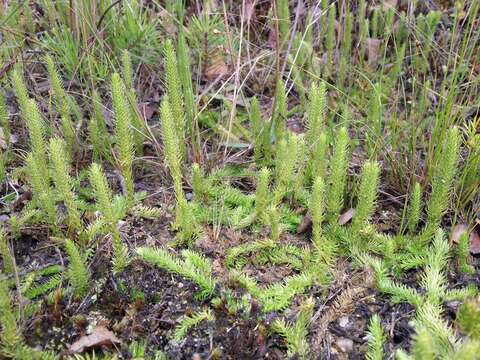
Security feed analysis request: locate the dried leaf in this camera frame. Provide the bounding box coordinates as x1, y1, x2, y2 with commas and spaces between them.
0, 128, 7, 149
204, 59, 229, 80
244, 0, 256, 24
383, 0, 398, 10
268, 26, 278, 48
338, 208, 355, 226
67, 326, 120, 354
35, 80, 51, 94
451, 223, 480, 255
138, 102, 156, 121
297, 214, 312, 234
365, 38, 382, 64
451, 224, 469, 244
470, 229, 480, 255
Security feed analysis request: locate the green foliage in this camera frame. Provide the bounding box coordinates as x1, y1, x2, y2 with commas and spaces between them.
367, 255, 423, 308
0, 227, 14, 274
89, 163, 129, 273
128, 340, 147, 359
366, 85, 383, 158
233, 271, 313, 312
325, 3, 336, 75
339, 12, 353, 86
309, 131, 328, 184
357, 0, 367, 57
424, 127, 460, 236
191, 163, 206, 201
327, 127, 349, 220
0, 148, 4, 183
272, 80, 287, 143
271, 298, 314, 358
11, 65, 29, 116
268, 205, 281, 242
0, 91, 11, 146
414, 11, 442, 73
226, 239, 274, 269
310, 176, 325, 246
406, 182, 422, 234
45, 55, 79, 151
352, 161, 380, 231
160, 97, 197, 244
306, 82, 328, 182
160, 97, 183, 197
89, 91, 111, 161
1, 2, 479, 357
49, 138, 82, 233
131, 205, 162, 220
365, 315, 385, 360
24, 275, 62, 300
111, 73, 135, 206
274, 133, 298, 203
368, 229, 478, 359
456, 232, 474, 275
25, 99, 48, 172
89, 163, 115, 226
177, 33, 197, 144
25, 153, 57, 225
173, 309, 213, 341
250, 97, 264, 163
126, 91, 145, 158
65, 239, 89, 297
164, 39, 185, 157
122, 50, 133, 90
136, 247, 217, 300
0, 280, 23, 356
457, 299, 480, 340
276, 0, 291, 45
306, 82, 327, 146
255, 167, 270, 222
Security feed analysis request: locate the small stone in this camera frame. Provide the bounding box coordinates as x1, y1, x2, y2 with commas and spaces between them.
338, 316, 349, 328
445, 300, 461, 311
336, 337, 354, 353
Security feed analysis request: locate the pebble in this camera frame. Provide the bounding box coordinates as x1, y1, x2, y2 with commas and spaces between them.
445, 300, 461, 311
336, 337, 354, 353
338, 316, 349, 328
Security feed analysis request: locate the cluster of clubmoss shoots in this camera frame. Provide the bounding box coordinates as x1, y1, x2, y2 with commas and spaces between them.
0, 0, 478, 357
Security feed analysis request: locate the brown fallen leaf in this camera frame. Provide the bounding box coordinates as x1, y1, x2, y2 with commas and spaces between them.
35, 80, 51, 94
267, 26, 278, 49
67, 326, 120, 354
451, 224, 469, 244
450, 223, 480, 255
383, 0, 398, 10
138, 102, 156, 121
0, 128, 7, 149
470, 229, 480, 255
338, 208, 355, 226
297, 214, 312, 234
365, 38, 382, 64
204, 60, 229, 80
244, 0, 256, 25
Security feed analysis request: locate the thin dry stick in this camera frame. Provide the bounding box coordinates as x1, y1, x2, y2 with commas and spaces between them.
224, 0, 246, 157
